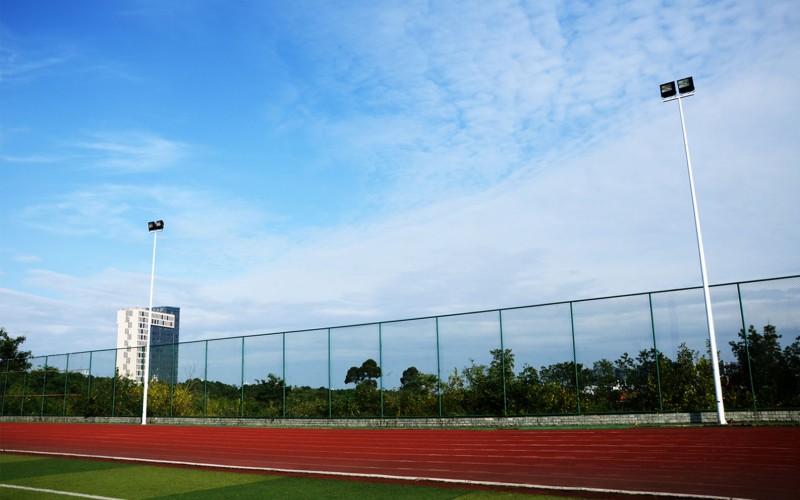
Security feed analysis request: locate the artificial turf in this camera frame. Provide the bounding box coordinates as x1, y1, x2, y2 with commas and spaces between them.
0, 454, 583, 499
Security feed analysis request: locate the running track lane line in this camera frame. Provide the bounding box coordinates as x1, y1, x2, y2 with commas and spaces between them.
1, 449, 754, 500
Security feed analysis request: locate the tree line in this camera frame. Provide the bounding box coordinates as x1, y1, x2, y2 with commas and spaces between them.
2, 325, 798, 418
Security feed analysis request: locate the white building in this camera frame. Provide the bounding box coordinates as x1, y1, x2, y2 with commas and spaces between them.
116, 307, 180, 383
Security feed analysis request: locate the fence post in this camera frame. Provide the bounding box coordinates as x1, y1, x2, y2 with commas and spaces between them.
1, 360, 8, 415
203, 340, 209, 417
499, 310, 507, 417
88, 351, 94, 415
21, 368, 27, 415
737, 283, 757, 410
570, 303, 581, 415
40, 356, 48, 416
63, 353, 70, 416
327, 328, 332, 418
379, 323, 384, 418
282, 332, 286, 418
436, 317, 443, 417
169, 343, 176, 416
111, 350, 117, 417
240, 336, 245, 417
649, 294, 663, 411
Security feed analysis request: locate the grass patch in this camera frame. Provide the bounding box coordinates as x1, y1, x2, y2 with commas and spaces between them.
1, 453, 586, 499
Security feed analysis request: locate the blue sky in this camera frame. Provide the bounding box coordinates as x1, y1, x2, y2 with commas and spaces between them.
1, 0, 798, 357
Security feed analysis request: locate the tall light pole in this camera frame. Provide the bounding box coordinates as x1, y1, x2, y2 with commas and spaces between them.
660, 77, 727, 425
142, 219, 164, 425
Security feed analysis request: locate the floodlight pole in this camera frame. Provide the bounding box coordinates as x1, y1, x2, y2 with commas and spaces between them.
662, 79, 727, 425
142, 220, 163, 425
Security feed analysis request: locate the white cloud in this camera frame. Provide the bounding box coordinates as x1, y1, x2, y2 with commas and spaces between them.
0, 33, 75, 85
13, 255, 41, 264
17, 185, 138, 237
0, 287, 116, 355
0, 132, 194, 175
260, 0, 800, 212
75, 132, 190, 173
0, 23, 139, 87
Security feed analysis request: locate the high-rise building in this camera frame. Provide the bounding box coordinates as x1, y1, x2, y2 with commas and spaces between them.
116, 306, 180, 384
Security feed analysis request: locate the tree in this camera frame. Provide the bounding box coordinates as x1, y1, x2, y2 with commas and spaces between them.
507, 364, 544, 415
488, 348, 515, 390
460, 348, 514, 416
344, 359, 381, 388
658, 343, 714, 411
395, 367, 438, 416
341, 359, 382, 416
538, 361, 584, 414
583, 358, 623, 412
0, 327, 31, 371
729, 324, 797, 408
400, 367, 437, 393
539, 361, 579, 388
249, 373, 285, 404
243, 374, 285, 417
146, 381, 195, 417
784, 337, 800, 406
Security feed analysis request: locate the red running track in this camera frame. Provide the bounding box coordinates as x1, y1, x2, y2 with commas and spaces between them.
1, 423, 799, 499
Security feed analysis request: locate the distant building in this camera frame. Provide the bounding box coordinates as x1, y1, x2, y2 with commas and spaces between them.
116, 306, 180, 384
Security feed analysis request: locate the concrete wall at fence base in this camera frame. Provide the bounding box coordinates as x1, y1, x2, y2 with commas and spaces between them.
2, 410, 798, 428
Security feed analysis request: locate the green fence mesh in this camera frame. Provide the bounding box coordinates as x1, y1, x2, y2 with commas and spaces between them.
3, 275, 798, 419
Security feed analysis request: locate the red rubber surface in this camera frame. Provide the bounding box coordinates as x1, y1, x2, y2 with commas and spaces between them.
1, 423, 798, 499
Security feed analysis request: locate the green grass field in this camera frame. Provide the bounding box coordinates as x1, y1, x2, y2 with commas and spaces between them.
0, 454, 584, 499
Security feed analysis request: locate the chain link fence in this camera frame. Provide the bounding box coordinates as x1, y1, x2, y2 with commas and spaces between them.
3, 275, 798, 419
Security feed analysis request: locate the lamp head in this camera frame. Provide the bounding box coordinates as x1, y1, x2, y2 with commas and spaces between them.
677, 76, 695, 94
148, 220, 164, 232
660, 81, 677, 99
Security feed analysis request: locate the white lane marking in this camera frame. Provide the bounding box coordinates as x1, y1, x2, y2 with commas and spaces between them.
0, 484, 124, 500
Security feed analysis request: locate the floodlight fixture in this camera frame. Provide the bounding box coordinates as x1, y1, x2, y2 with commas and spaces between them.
659, 76, 727, 425
148, 220, 164, 232
677, 76, 695, 95
660, 81, 677, 99
661, 76, 695, 102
